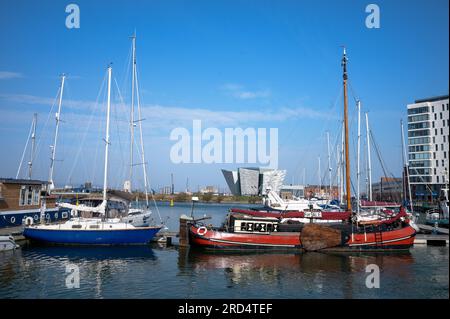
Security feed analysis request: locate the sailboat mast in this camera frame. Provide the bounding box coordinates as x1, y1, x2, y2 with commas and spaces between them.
336, 144, 340, 201
342, 48, 352, 211
135, 62, 150, 207
318, 156, 321, 195
357, 100, 361, 214
103, 66, 112, 202
340, 121, 344, 204
365, 112, 373, 201
401, 119, 413, 214
49, 74, 66, 190
28, 113, 37, 179
327, 131, 332, 197
129, 34, 136, 192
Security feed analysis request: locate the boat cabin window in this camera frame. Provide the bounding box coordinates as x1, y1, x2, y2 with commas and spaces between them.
231, 216, 279, 234
19, 185, 40, 206
89, 225, 99, 229
72, 224, 82, 229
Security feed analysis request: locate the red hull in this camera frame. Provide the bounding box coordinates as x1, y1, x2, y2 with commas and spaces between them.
189, 225, 301, 250
345, 226, 416, 250
189, 224, 416, 251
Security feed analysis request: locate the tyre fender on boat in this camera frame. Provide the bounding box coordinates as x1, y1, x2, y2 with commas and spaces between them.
24, 216, 34, 226
197, 226, 208, 236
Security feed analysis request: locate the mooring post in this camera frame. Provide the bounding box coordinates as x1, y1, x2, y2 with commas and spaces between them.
179, 214, 193, 247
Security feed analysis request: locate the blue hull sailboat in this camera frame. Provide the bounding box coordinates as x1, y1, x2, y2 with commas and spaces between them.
23, 219, 161, 245
23, 65, 162, 245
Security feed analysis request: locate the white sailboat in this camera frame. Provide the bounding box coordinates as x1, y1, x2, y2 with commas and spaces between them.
23, 65, 162, 245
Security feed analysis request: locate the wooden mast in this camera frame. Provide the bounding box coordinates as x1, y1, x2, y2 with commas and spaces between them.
342, 47, 352, 211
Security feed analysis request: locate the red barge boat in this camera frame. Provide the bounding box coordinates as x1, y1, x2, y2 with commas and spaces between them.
188, 207, 416, 252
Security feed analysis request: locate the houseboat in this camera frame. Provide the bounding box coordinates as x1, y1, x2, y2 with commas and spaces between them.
0, 178, 69, 228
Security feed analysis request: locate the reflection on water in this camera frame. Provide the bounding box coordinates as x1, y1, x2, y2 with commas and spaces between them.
0, 245, 447, 299
177, 248, 421, 298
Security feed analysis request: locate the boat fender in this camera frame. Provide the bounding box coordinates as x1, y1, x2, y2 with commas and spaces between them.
24, 216, 34, 226
197, 226, 208, 236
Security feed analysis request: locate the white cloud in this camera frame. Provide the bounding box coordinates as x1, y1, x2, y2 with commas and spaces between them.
0, 93, 333, 134
221, 83, 271, 100
0, 71, 23, 80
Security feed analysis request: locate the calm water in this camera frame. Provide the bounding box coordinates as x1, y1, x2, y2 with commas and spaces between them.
0, 202, 448, 299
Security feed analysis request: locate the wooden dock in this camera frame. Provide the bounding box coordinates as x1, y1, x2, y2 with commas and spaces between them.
416, 223, 449, 235
414, 234, 449, 246
0, 225, 27, 244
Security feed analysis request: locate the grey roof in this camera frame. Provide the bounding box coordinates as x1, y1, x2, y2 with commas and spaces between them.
0, 178, 48, 185
414, 95, 449, 104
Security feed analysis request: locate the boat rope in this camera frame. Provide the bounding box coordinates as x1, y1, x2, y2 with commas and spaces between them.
15, 118, 35, 179
65, 73, 107, 186
30, 88, 60, 176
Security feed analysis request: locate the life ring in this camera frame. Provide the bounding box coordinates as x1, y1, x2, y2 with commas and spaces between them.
197, 226, 208, 236
10, 216, 16, 224
24, 216, 34, 226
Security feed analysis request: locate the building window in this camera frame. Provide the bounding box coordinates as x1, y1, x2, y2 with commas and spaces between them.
442, 144, 444, 151
445, 136, 447, 143
436, 160, 439, 167
408, 106, 430, 115
444, 120, 446, 127
445, 152, 447, 159
19, 185, 40, 206
443, 104, 445, 111
435, 113, 437, 120
432, 121, 435, 128
433, 137, 436, 143
440, 113, 443, 119
441, 128, 444, 135
442, 160, 445, 167
408, 129, 430, 137
436, 144, 438, 151
408, 114, 430, 122
434, 168, 437, 175
437, 176, 440, 183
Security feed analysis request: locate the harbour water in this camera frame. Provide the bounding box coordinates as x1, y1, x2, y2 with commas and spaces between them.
0, 202, 448, 299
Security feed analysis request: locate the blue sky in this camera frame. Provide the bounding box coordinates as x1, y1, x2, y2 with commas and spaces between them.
0, 0, 448, 193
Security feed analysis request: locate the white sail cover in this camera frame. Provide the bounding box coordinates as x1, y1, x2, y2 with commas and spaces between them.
58, 200, 107, 215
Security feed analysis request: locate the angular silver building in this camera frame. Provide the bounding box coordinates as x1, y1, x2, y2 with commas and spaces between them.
222, 167, 286, 196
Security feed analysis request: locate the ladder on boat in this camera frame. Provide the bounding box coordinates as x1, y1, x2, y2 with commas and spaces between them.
374, 231, 383, 247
